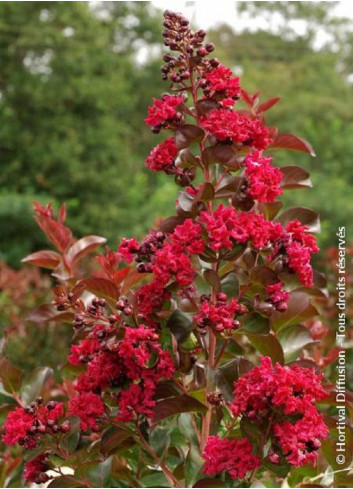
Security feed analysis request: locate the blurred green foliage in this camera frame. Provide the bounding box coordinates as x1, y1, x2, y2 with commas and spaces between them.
0, 1, 352, 268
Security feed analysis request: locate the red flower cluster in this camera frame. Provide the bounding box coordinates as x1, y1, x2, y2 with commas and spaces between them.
137, 220, 204, 319
204, 64, 240, 99
3, 401, 64, 448
200, 108, 272, 150
145, 94, 184, 130
199, 204, 283, 252
273, 407, 329, 466
244, 151, 283, 202
266, 282, 289, 312
230, 357, 328, 467
284, 220, 319, 287
202, 436, 261, 479
68, 392, 105, 431
195, 293, 240, 333
145, 136, 179, 173
117, 237, 140, 263
70, 324, 174, 423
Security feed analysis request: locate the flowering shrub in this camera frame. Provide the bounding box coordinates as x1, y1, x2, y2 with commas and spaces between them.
1, 10, 352, 488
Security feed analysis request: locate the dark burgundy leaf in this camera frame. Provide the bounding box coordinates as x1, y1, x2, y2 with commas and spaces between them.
196, 182, 215, 202
271, 290, 319, 331
269, 133, 316, 156
249, 266, 278, 286
211, 357, 253, 400
202, 145, 240, 169
152, 394, 207, 423
100, 426, 134, 456
281, 165, 312, 189
258, 201, 283, 220
195, 99, 219, 116
277, 207, 320, 233
174, 124, 204, 149
203, 269, 221, 292
178, 148, 201, 168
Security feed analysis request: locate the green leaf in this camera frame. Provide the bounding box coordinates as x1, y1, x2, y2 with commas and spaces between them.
85, 457, 113, 488
185, 445, 204, 487
166, 310, 193, 343
20, 366, 53, 404
220, 272, 239, 298
277, 324, 317, 361
241, 313, 271, 334
140, 471, 169, 488
61, 416, 81, 453
0, 357, 22, 394
152, 394, 207, 424
100, 426, 134, 456
178, 413, 199, 446
246, 333, 284, 364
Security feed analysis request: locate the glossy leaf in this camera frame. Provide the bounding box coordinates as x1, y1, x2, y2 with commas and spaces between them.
269, 133, 316, 156
203, 269, 221, 292
258, 201, 283, 220
277, 207, 321, 233
221, 272, 240, 298
159, 216, 186, 234
211, 357, 253, 400
21, 250, 61, 269
271, 290, 319, 331
20, 366, 53, 404
202, 144, 240, 168
246, 333, 284, 364
48, 476, 87, 488
277, 324, 317, 361
281, 165, 312, 190
249, 266, 278, 286
152, 394, 207, 423
241, 313, 271, 334
100, 426, 134, 456
174, 124, 204, 149
166, 310, 193, 343
67, 235, 106, 264
77, 278, 119, 300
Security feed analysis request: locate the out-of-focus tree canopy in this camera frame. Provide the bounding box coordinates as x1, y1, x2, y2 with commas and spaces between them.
0, 1, 352, 266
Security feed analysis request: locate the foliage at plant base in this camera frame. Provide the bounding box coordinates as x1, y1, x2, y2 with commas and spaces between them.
0, 10, 352, 489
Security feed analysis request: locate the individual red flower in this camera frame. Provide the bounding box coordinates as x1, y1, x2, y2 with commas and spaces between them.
266, 281, 289, 312
195, 294, 240, 332
145, 95, 184, 128
145, 137, 179, 172
231, 356, 327, 418
170, 219, 205, 255
202, 436, 261, 479
68, 392, 105, 431
205, 64, 241, 99
118, 237, 140, 263
244, 151, 283, 202
200, 108, 272, 150
24, 453, 50, 483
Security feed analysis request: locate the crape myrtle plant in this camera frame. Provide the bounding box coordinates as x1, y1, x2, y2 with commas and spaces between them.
1, 10, 351, 489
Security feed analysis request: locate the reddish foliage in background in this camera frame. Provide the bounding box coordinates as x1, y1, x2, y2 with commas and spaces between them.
0, 10, 352, 489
